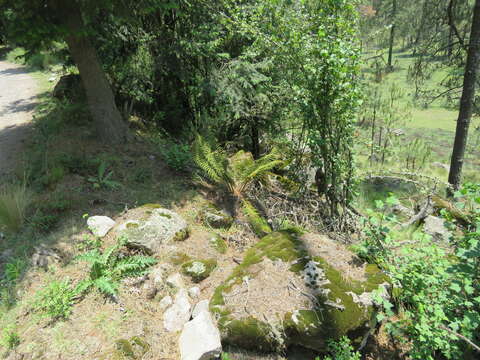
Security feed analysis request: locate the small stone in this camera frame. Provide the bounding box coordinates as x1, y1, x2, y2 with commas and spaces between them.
159, 296, 173, 309
179, 310, 222, 360
166, 273, 185, 289
145, 284, 158, 300
163, 289, 191, 332
424, 215, 452, 242
149, 266, 164, 287
192, 300, 209, 319
188, 287, 200, 298
87, 216, 115, 237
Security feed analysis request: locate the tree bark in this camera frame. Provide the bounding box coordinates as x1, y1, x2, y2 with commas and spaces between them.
387, 0, 397, 70
50, 0, 128, 143
448, 0, 480, 191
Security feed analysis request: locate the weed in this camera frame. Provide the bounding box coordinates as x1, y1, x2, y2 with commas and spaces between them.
321, 336, 361, 360
159, 142, 192, 172
87, 161, 121, 190
0, 184, 33, 233
32, 279, 78, 321
0, 325, 20, 350
3, 258, 27, 283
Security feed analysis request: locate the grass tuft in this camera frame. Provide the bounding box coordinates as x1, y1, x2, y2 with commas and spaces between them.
0, 184, 33, 233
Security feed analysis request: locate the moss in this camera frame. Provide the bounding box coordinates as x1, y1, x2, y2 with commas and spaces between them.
222, 317, 277, 351
110, 336, 150, 359
210, 231, 389, 353
209, 233, 228, 254
125, 222, 139, 229
181, 259, 217, 282
172, 228, 189, 241
159, 213, 172, 219
200, 204, 234, 229
241, 200, 271, 237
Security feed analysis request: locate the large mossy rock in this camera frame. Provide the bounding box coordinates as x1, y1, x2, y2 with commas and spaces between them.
210, 231, 388, 353
117, 205, 189, 254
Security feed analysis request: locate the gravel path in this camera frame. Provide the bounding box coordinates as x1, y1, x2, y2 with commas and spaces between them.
0, 60, 39, 178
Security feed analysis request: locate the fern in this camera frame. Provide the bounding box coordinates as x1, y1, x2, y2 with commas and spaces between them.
193, 135, 284, 200
75, 241, 156, 297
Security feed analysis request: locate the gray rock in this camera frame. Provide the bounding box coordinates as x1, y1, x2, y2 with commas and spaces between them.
164, 289, 191, 332
120, 208, 189, 254
166, 273, 185, 289
149, 266, 164, 287
192, 300, 209, 319
424, 216, 452, 242
159, 295, 173, 310
179, 310, 222, 360
391, 204, 414, 218
87, 216, 115, 237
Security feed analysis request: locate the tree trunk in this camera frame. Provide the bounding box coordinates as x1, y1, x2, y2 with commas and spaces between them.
448, 0, 480, 191
50, 0, 127, 143
387, 0, 397, 70
250, 118, 260, 159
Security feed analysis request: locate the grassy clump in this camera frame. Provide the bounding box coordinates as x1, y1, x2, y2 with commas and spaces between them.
0, 184, 33, 233
32, 279, 78, 321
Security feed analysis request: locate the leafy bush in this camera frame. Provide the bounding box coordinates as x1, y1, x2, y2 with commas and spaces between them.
3, 258, 27, 283
75, 238, 156, 297
159, 142, 192, 172
87, 161, 121, 190
32, 279, 78, 321
321, 336, 361, 360
360, 188, 480, 359
0, 184, 33, 233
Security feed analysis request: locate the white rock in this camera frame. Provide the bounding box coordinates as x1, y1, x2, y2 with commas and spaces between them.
179, 310, 222, 360
163, 289, 191, 332
188, 287, 200, 298
159, 296, 173, 310
149, 267, 164, 287
192, 300, 209, 319
166, 273, 185, 289
87, 216, 115, 237
424, 215, 452, 242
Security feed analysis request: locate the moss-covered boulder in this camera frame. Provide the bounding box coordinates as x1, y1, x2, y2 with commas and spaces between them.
210, 231, 389, 353
117, 206, 189, 254
182, 259, 217, 282
199, 204, 233, 229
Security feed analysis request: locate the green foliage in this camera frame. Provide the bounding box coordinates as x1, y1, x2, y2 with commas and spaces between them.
32, 279, 78, 321
3, 258, 27, 283
75, 238, 156, 297
87, 161, 121, 190
359, 187, 480, 359
181, 259, 217, 283
0, 325, 20, 350
241, 199, 272, 237
158, 141, 192, 172
0, 184, 33, 233
193, 135, 283, 200
322, 336, 361, 360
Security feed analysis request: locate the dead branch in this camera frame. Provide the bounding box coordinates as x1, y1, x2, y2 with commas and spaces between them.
439, 324, 480, 353
401, 196, 433, 228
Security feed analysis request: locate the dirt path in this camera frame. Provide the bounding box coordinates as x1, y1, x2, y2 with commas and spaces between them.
0, 60, 40, 178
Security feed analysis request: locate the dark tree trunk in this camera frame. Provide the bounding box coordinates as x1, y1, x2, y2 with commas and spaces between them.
50, 0, 127, 143
413, 0, 428, 56
387, 0, 397, 70
250, 119, 260, 159
448, 0, 480, 191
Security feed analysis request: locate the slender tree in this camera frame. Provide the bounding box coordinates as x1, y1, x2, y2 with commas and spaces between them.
387, 0, 397, 70
448, 0, 480, 191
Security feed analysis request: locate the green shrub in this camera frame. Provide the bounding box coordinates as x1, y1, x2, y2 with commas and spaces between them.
322, 336, 361, 360
160, 142, 192, 172
0, 184, 33, 233
3, 258, 27, 283
32, 279, 78, 321
359, 188, 480, 360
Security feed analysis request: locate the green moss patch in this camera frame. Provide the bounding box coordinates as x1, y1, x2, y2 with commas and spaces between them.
241, 200, 272, 237
209, 234, 228, 254
181, 259, 217, 282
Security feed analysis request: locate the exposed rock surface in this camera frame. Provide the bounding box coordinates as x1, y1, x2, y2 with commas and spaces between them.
179, 310, 222, 360
87, 216, 115, 237
199, 205, 233, 229
164, 289, 191, 332
166, 273, 185, 289
118, 207, 189, 254
424, 215, 451, 242
210, 231, 389, 352
192, 300, 210, 319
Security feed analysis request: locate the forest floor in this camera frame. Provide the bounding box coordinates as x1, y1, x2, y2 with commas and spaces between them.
0, 60, 40, 178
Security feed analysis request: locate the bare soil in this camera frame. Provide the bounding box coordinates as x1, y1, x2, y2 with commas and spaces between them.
0, 61, 39, 178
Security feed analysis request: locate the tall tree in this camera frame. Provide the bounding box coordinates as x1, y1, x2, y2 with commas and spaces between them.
0, 0, 128, 143
448, 0, 480, 190
387, 0, 397, 70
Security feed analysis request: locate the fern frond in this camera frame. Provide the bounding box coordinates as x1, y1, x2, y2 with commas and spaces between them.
94, 276, 118, 296
75, 249, 101, 264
